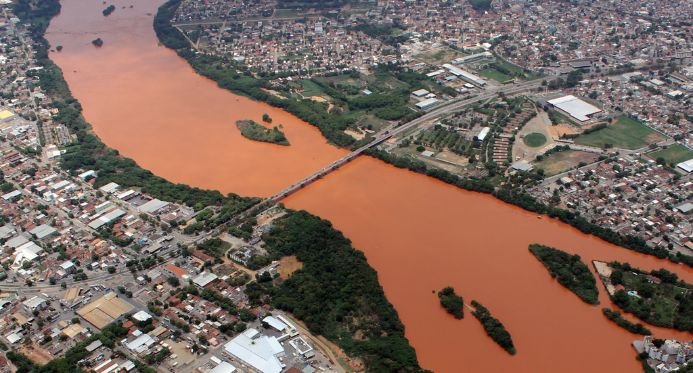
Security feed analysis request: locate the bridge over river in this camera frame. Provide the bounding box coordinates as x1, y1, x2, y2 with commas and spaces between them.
231, 80, 545, 221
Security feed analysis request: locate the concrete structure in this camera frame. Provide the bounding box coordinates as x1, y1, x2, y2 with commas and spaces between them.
138, 199, 169, 214
132, 310, 152, 322
475, 127, 490, 141
22, 296, 47, 313
77, 292, 134, 329
547, 95, 602, 122
125, 333, 155, 354
99, 182, 120, 194
442, 64, 487, 86
1, 190, 21, 201
192, 272, 218, 288
415, 98, 439, 110
88, 209, 126, 230
30, 224, 57, 240
210, 362, 237, 373
223, 328, 284, 373
676, 158, 693, 173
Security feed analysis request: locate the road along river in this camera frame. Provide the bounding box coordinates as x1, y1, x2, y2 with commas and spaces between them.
46, 1, 692, 372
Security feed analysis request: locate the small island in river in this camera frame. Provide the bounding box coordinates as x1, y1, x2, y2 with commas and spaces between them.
471, 300, 516, 355
529, 244, 599, 305
438, 286, 464, 319
236, 120, 289, 146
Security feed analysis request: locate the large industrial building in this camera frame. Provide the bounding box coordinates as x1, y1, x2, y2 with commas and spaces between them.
547, 95, 602, 122
223, 328, 285, 373
442, 64, 487, 86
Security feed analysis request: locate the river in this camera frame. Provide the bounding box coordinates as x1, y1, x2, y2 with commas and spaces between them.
46, 1, 692, 372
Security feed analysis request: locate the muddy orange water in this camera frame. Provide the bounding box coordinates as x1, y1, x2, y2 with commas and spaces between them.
46, 0, 346, 198
47, 1, 691, 372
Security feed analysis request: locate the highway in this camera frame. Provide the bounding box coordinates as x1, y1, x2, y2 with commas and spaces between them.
264, 79, 545, 203
219, 79, 545, 225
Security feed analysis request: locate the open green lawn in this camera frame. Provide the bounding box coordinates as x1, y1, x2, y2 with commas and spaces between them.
647, 144, 693, 165
478, 68, 513, 83
523, 132, 547, 147
299, 79, 325, 97
575, 116, 666, 150
273, 9, 301, 18
414, 47, 467, 65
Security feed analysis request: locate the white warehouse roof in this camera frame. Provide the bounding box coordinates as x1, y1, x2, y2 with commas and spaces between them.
88, 209, 126, 230
138, 199, 169, 214
224, 329, 284, 373
209, 362, 237, 373
547, 95, 602, 122
677, 158, 693, 173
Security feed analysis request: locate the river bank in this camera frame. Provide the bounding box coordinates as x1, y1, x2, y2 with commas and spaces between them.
37, 0, 693, 371
153, 0, 692, 268
18, 0, 424, 371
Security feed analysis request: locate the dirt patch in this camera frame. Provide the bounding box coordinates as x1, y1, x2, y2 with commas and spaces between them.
19, 344, 53, 365
311, 96, 327, 103
548, 124, 580, 139
278, 255, 303, 279
435, 150, 469, 166
317, 335, 365, 372
534, 150, 600, 176
344, 129, 366, 140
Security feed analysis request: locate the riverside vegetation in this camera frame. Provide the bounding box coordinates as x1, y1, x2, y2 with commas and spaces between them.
153, 0, 693, 269
14, 1, 425, 371
10, 0, 421, 372
14, 0, 259, 218
607, 262, 693, 332
259, 210, 424, 372
601, 308, 651, 335
528, 244, 599, 305
236, 120, 289, 146
470, 300, 516, 355
438, 287, 464, 319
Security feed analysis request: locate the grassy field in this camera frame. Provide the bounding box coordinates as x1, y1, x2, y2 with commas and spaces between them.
414, 47, 467, 65
523, 132, 547, 147
647, 144, 693, 165
273, 9, 302, 18
478, 68, 513, 83
299, 79, 325, 97
534, 150, 599, 176
493, 60, 525, 76
575, 116, 666, 150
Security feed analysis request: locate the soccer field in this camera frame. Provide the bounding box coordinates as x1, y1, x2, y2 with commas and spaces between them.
647, 144, 693, 165
575, 116, 666, 150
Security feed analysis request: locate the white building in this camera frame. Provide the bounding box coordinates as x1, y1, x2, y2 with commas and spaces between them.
547, 95, 602, 122
442, 64, 486, 86
415, 98, 439, 110
223, 329, 284, 373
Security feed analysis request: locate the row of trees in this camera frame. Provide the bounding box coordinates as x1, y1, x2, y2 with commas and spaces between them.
18, 0, 259, 217
470, 300, 516, 355
602, 308, 651, 335
528, 244, 600, 305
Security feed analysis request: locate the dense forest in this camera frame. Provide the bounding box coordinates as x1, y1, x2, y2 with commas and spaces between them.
601, 308, 651, 335
438, 287, 464, 319
470, 300, 516, 355
263, 210, 425, 372
528, 244, 599, 305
